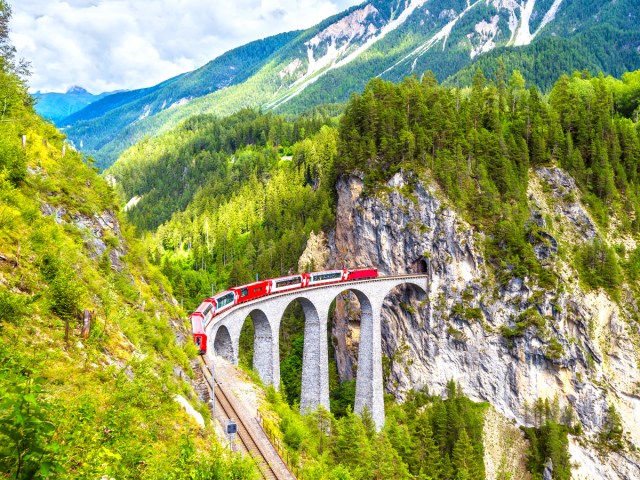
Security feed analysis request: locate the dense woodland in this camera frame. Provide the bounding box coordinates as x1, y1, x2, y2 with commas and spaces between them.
261, 381, 489, 480
339, 69, 640, 292
104, 64, 640, 479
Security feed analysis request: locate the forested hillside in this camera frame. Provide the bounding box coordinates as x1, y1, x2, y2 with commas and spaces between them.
62, 0, 640, 169
339, 69, 640, 290
0, 4, 255, 477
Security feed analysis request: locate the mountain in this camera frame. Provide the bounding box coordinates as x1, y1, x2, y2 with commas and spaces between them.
60, 31, 300, 168
64, 0, 640, 169
32, 85, 111, 124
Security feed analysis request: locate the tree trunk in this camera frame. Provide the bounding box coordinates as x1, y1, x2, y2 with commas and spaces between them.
81, 309, 93, 339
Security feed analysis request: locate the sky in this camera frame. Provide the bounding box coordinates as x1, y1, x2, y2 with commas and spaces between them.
10, 0, 362, 93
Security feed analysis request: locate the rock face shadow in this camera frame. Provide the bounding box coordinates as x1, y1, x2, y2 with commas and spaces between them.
213, 325, 235, 363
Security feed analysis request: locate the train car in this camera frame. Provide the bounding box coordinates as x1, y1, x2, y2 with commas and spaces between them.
307, 269, 348, 287
190, 314, 207, 354
192, 298, 216, 325
269, 274, 305, 294
231, 280, 271, 304
190, 268, 380, 351
346, 268, 378, 281
212, 290, 237, 315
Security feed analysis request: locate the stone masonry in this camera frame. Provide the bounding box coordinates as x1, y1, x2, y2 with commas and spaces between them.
206, 275, 427, 429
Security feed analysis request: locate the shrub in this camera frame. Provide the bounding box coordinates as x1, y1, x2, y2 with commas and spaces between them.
0, 289, 30, 325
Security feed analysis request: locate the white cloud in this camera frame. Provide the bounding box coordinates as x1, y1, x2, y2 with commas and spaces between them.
10, 0, 362, 93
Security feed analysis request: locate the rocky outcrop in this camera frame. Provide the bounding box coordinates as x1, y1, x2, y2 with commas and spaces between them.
298, 231, 330, 272
326, 170, 640, 479
41, 204, 127, 272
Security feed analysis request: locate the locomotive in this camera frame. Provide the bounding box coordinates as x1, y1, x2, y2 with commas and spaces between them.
190, 268, 378, 354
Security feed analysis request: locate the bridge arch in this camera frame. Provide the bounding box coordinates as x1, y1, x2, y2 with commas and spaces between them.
278, 296, 331, 413
212, 325, 235, 363
344, 280, 427, 429
243, 308, 276, 386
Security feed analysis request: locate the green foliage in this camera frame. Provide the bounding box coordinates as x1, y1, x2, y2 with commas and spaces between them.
520, 396, 581, 480
128, 112, 338, 314
0, 290, 30, 325
0, 17, 255, 477
337, 69, 640, 292
330, 380, 356, 418
598, 403, 625, 452
262, 382, 487, 479
0, 349, 64, 478
576, 239, 622, 296
522, 422, 571, 480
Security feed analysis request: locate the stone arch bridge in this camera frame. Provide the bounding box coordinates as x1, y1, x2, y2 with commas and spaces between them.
206, 275, 428, 428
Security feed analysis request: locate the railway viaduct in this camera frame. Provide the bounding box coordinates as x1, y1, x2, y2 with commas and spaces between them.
205, 275, 428, 429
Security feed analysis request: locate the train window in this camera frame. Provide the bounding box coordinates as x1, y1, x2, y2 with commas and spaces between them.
195, 337, 201, 346
241, 288, 248, 297
203, 304, 213, 316
276, 276, 301, 288
217, 292, 234, 308
312, 272, 342, 282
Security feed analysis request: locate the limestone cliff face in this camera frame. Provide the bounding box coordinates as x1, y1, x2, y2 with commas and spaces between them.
325, 170, 640, 479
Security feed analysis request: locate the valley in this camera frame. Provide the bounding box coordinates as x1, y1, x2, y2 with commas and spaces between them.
3, 0, 640, 478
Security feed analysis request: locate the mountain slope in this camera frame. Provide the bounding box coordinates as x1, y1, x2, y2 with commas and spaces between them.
0, 23, 256, 477
112, 68, 640, 478
32, 86, 110, 124
61, 31, 300, 168
66, 0, 640, 169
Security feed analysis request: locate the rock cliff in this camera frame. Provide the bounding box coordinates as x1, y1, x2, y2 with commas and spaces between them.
322, 170, 640, 479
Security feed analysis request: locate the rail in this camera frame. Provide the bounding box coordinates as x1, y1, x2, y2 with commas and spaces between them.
199, 356, 294, 480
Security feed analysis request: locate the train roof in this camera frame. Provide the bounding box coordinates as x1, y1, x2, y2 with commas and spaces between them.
230, 279, 270, 290
213, 289, 234, 299
193, 298, 214, 313
269, 273, 305, 282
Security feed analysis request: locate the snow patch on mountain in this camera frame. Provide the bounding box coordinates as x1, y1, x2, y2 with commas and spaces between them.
489, 0, 520, 44
511, 0, 563, 46
297, 3, 381, 83
308, 4, 380, 50
334, 0, 428, 69
170, 98, 190, 108
380, 0, 482, 76
268, 0, 427, 109
468, 15, 500, 59
279, 58, 303, 79
138, 105, 151, 121
533, 0, 564, 36
513, 0, 537, 46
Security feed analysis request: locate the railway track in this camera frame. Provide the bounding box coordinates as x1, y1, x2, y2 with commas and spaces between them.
199, 356, 284, 480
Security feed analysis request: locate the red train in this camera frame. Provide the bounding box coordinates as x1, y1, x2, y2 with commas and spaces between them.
190, 268, 378, 353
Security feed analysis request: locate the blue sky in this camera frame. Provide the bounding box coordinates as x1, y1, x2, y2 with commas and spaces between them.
10, 0, 362, 93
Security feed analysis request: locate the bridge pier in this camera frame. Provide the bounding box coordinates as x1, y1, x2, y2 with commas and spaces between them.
354, 294, 385, 430
250, 309, 278, 387
300, 301, 330, 413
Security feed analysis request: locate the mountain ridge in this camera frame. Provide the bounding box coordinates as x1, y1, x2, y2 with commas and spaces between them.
64, 0, 640, 168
